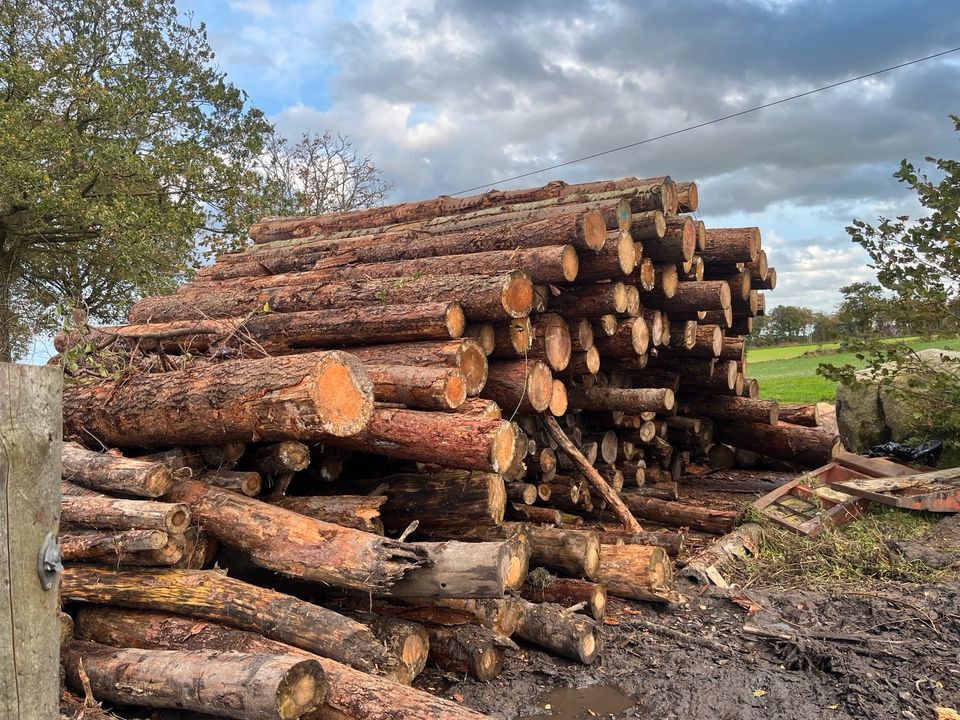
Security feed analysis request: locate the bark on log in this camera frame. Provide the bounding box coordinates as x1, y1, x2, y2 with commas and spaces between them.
62, 639, 327, 720
596, 529, 684, 558
627, 210, 666, 241
506, 482, 538, 505
388, 541, 517, 599
349, 339, 488, 396
519, 576, 607, 620
244, 442, 312, 476
367, 365, 467, 411
575, 230, 635, 281
199, 469, 263, 497
643, 280, 732, 312
713, 420, 840, 468
528, 313, 572, 371
59, 528, 182, 564
777, 402, 821, 427
675, 181, 698, 212
702, 227, 761, 264
514, 599, 601, 665
597, 544, 683, 603
620, 492, 739, 534
525, 526, 601, 580
60, 567, 406, 678
60, 495, 190, 535
593, 317, 649, 357
567, 386, 674, 413
62, 443, 174, 498
566, 348, 601, 375
490, 317, 533, 357
71, 606, 492, 720
643, 216, 695, 263
508, 504, 562, 526
63, 351, 373, 447
421, 624, 504, 681
322, 408, 519, 473
164, 480, 426, 591
680, 523, 762, 586
547, 282, 628, 317
202, 442, 247, 468
678, 395, 779, 425
271, 495, 386, 535
480, 359, 554, 414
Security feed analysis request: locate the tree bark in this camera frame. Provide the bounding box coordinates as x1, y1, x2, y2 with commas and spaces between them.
199, 469, 264, 497
61, 495, 190, 534
620, 492, 740, 534
62, 443, 174, 498
271, 495, 386, 535
490, 317, 533, 357
62, 639, 327, 720
713, 420, 840, 467
519, 576, 607, 620
60, 567, 406, 678
593, 317, 649, 357
777, 402, 821, 427
322, 408, 519, 473
678, 394, 779, 425
349, 339, 488, 396
524, 526, 601, 580
642, 216, 695, 263
480, 359, 554, 413
367, 365, 467, 410
387, 541, 517, 599
596, 529, 684, 558
643, 280, 732, 312
63, 351, 374, 447
71, 606, 492, 720
575, 230, 635, 281
421, 624, 504, 681
514, 599, 600, 664
597, 544, 682, 603
567, 386, 674, 413
547, 282, 629, 318
702, 227, 761, 264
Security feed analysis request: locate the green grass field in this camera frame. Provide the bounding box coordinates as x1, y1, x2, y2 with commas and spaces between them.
750, 338, 960, 403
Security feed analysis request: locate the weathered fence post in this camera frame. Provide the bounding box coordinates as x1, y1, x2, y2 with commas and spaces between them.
0, 363, 62, 719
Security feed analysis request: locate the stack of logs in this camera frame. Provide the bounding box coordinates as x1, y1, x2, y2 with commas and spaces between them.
54, 175, 839, 720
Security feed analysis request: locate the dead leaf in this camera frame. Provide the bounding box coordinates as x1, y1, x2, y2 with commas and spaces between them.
452, 692, 465, 703
603, 617, 620, 626
753, 689, 767, 698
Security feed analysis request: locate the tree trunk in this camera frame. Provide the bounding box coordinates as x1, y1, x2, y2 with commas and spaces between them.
713, 420, 840, 468
349, 339, 488, 396
524, 526, 601, 580
527, 313, 572, 371
777, 402, 821, 427
575, 230, 635, 281
643, 280, 732, 312
490, 317, 533, 357
519, 576, 607, 619
62, 639, 327, 720
387, 540, 517, 599
619, 492, 740, 534
270, 495, 386, 535
71, 606, 492, 720
677, 394, 779, 425
597, 544, 682, 603
367, 365, 467, 410
60, 567, 406, 678
702, 227, 761, 264
199, 469, 264, 497
63, 351, 373, 447
593, 317, 648, 357
58, 528, 183, 565
514, 599, 600, 664
62, 443, 174, 498
480, 359, 554, 413
61, 495, 190, 534
322, 408, 518, 473
421, 624, 504, 681
675, 181, 699, 212
596, 529, 684, 558
244, 441, 312, 476
567, 386, 674, 413
642, 216, 695, 264
164, 479, 425, 592
548, 282, 629, 318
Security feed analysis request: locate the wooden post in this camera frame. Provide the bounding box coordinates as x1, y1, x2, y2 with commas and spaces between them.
0, 363, 62, 719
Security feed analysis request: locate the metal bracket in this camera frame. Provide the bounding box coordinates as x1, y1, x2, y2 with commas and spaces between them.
37, 531, 62, 591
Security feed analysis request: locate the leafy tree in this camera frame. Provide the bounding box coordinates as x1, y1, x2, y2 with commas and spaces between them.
810, 311, 841, 344
0, 0, 274, 360
765, 305, 814, 343
256, 131, 392, 217
834, 282, 893, 337
821, 116, 960, 445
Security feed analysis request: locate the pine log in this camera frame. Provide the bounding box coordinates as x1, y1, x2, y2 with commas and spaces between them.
480, 359, 554, 413
576, 230, 635, 281
595, 314, 618, 337
702, 227, 761, 264
643, 280, 731, 312
62, 640, 327, 720
528, 313, 572, 371
630, 257, 657, 292
388, 540, 517, 599
620, 493, 739, 534
490, 317, 533, 357
508, 503, 563, 526
713, 420, 840, 467
547, 282, 628, 317
350, 339, 488, 397
422, 624, 504, 681
464, 323, 495, 356
597, 544, 683, 603
547, 379, 568, 417
199, 469, 263, 496
71, 607, 492, 720
678, 395, 779, 425
366, 365, 467, 411
244, 442, 312, 476
417, 598, 525, 637
566, 347, 601, 375
164, 480, 425, 591
323, 408, 519, 473
754, 267, 777, 290
532, 284, 550, 312
63, 351, 373, 447
525, 526, 601, 580
514, 599, 600, 664
668, 320, 697, 350
456, 397, 503, 418
60, 495, 191, 537
58, 528, 181, 564
680, 523, 762, 586
567, 386, 674, 413
202, 442, 247, 468
136, 447, 206, 478
777, 402, 821, 427
596, 529, 684, 558
62, 443, 174, 498
506, 482, 538, 505
627, 210, 666, 240
569, 317, 595, 352
271, 495, 386, 535
519, 576, 607, 619
171, 527, 218, 570
643, 216, 695, 263
61, 567, 406, 677
593, 317, 649, 357
331, 610, 429, 684
675, 181, 699, 212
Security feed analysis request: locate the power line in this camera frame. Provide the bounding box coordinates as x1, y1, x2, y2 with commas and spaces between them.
450, 45, 960, 196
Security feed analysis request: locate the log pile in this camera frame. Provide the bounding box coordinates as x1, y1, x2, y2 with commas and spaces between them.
54, 175, 839, 719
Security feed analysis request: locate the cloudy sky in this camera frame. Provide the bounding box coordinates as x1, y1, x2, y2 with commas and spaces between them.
181, 0, 960, 313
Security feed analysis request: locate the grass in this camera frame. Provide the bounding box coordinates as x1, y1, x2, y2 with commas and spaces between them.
733, 505, 952, 590
748, 338, 960, 403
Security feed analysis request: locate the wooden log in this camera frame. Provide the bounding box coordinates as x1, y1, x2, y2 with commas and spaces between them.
678, 395, 779, 425
528, 313, 572, 371
388, 541, 517, 599
506, 482, 538, 505
271, 495, 386, 535
72, 607, 492, 720
58, 528, 182, 564
519, 576, 607, 620
62, 639, 327, 720
490, 317, 533, 357
680, 523, 762, 586
422, 624, 504, 681
464, 323, 495, 355
570, 317, 595, 352
567, 386, 674, 413
136, 447, 206, 478
525, 526, 601, 580
777, 402, 821, 427
596, 529, 684, 558
627, 210, 666, 241
643, 216, 695, 263
593, 317, 649, 357
514, 599, 600, 664
199, 469, 263, 496
367, 365, 467, 411
171, 527, 218, 570
668, 320, 697, 350
61, 567, 406, 678
415, 598, 525, 638
350, 339, 488, 397
324, 408, 519, 473
643, 280, 732, 312
566, 347, 601, 376
456, 397, 503, 418
61, 495, 190, 534
480, 359, 554, 414
548, 379, 569, 417
675, 181, 698, 212
63, 351, 373, 448
201, 442, 247, 468
754, 267, 777, 290
576, 230, 635, 280
597, 544, 683, 603
532, 284, 550, 312
620, 493, 739, 534
164, 480, 425, 591
244, 441, 311, 476
714, 420, 840, 468
62, 442, 174, 498
702, 227, 761, 264
547, 282, 629, 318
508, 503, 563, 526
540, 415, 642, 534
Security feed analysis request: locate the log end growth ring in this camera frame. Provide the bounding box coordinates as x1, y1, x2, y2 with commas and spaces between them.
311, 351, 375, 436
502, 271, 535, 318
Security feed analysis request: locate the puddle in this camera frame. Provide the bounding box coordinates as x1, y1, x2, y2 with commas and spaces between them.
518, 685, 637, 720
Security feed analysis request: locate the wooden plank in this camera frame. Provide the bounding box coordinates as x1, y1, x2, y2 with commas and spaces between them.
0, 363, 62, 719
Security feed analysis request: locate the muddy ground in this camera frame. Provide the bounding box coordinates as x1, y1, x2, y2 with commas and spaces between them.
418, 516, 960, 720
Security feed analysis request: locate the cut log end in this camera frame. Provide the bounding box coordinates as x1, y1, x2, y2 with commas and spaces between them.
445, 372, 469, 409
583, 210, 607, 251
617, 232, 637, 274
502, 271, 535, 318
527, 360, 556, 412
277, 662, 326, 720
446, 302, 467, 338
492, 422, 521, 474
561, 245, 580, 282
549, 380, 568, 417
311, 352, 375, 437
